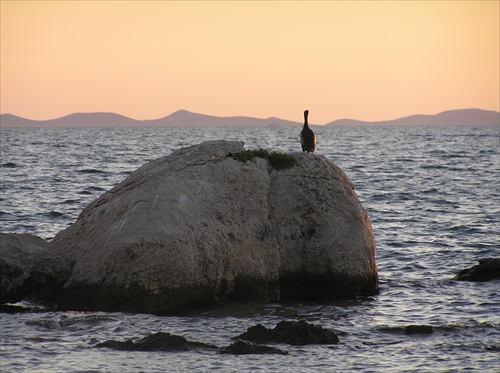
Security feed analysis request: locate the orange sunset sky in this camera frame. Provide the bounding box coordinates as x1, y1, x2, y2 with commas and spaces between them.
1, 1, 499, 124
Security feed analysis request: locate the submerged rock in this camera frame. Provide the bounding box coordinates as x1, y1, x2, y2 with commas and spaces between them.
219, 340, 289, 355
454, 258, 500, 282
52, 140, 378, 313
235, 320, 340, 345
0, 233, 70, 304
96, 332, 217, 352
404, 325, 434, 335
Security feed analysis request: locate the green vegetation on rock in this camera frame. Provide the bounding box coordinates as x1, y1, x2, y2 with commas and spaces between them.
232, 148, 296, 170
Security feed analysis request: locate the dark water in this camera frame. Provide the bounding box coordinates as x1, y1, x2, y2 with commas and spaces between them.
1, 125, 499, 372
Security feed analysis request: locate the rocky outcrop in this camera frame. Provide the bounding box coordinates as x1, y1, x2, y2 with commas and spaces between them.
0, 233, 70, 304
96, 331, 289, 355
234, 320, 339, 345
95, 322, 332, 355
454, 258, 500, 282
52, 140, 378, 313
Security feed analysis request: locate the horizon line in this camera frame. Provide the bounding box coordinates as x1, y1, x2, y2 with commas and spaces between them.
1, 107, 499, 126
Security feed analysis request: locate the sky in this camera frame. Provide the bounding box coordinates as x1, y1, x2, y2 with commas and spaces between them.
1, 1, 499, 124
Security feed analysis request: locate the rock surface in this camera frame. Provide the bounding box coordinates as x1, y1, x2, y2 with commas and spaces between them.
454, 258, 500, 282
0, 233, 70, 304
52, 140, 378, 313
235, 320, 340, 345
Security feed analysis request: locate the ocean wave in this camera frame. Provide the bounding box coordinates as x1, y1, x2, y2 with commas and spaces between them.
78, 169, 108, 174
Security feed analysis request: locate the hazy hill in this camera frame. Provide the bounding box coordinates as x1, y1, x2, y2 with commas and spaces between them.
0, 110, 304, 128
148, 110, 304, 127
1, 108, 498, 128
0, 112, 141, 128
327, 109, 499, 127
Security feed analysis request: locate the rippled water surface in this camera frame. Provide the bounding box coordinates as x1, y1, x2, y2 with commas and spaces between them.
1, 125, 499, 372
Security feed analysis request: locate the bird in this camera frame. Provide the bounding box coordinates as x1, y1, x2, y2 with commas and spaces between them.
300, 110, 316, 153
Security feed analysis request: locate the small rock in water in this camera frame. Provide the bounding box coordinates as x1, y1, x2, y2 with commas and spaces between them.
96, 332, 217, 352
235, 320, 339, 345
454, 258, 500, 282
219, 340, 289, 355
404, 325, 434, 335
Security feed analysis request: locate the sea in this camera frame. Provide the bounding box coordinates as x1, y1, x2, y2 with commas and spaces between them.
0, 125, 499, 372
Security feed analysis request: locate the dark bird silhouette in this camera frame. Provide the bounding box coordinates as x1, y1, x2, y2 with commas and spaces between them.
300, 110, 316, 153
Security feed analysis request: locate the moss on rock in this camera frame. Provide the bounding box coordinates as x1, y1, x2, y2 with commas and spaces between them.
232, 148, 296, 170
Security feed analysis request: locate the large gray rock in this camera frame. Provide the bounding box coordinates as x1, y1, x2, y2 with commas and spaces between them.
52, 140, 378, 313
0, 233, 70, 304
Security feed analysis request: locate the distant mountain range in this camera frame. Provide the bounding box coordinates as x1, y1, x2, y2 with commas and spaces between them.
0, 110, 302, 128
326, 108, 499, 127
0, 108, 498, 128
